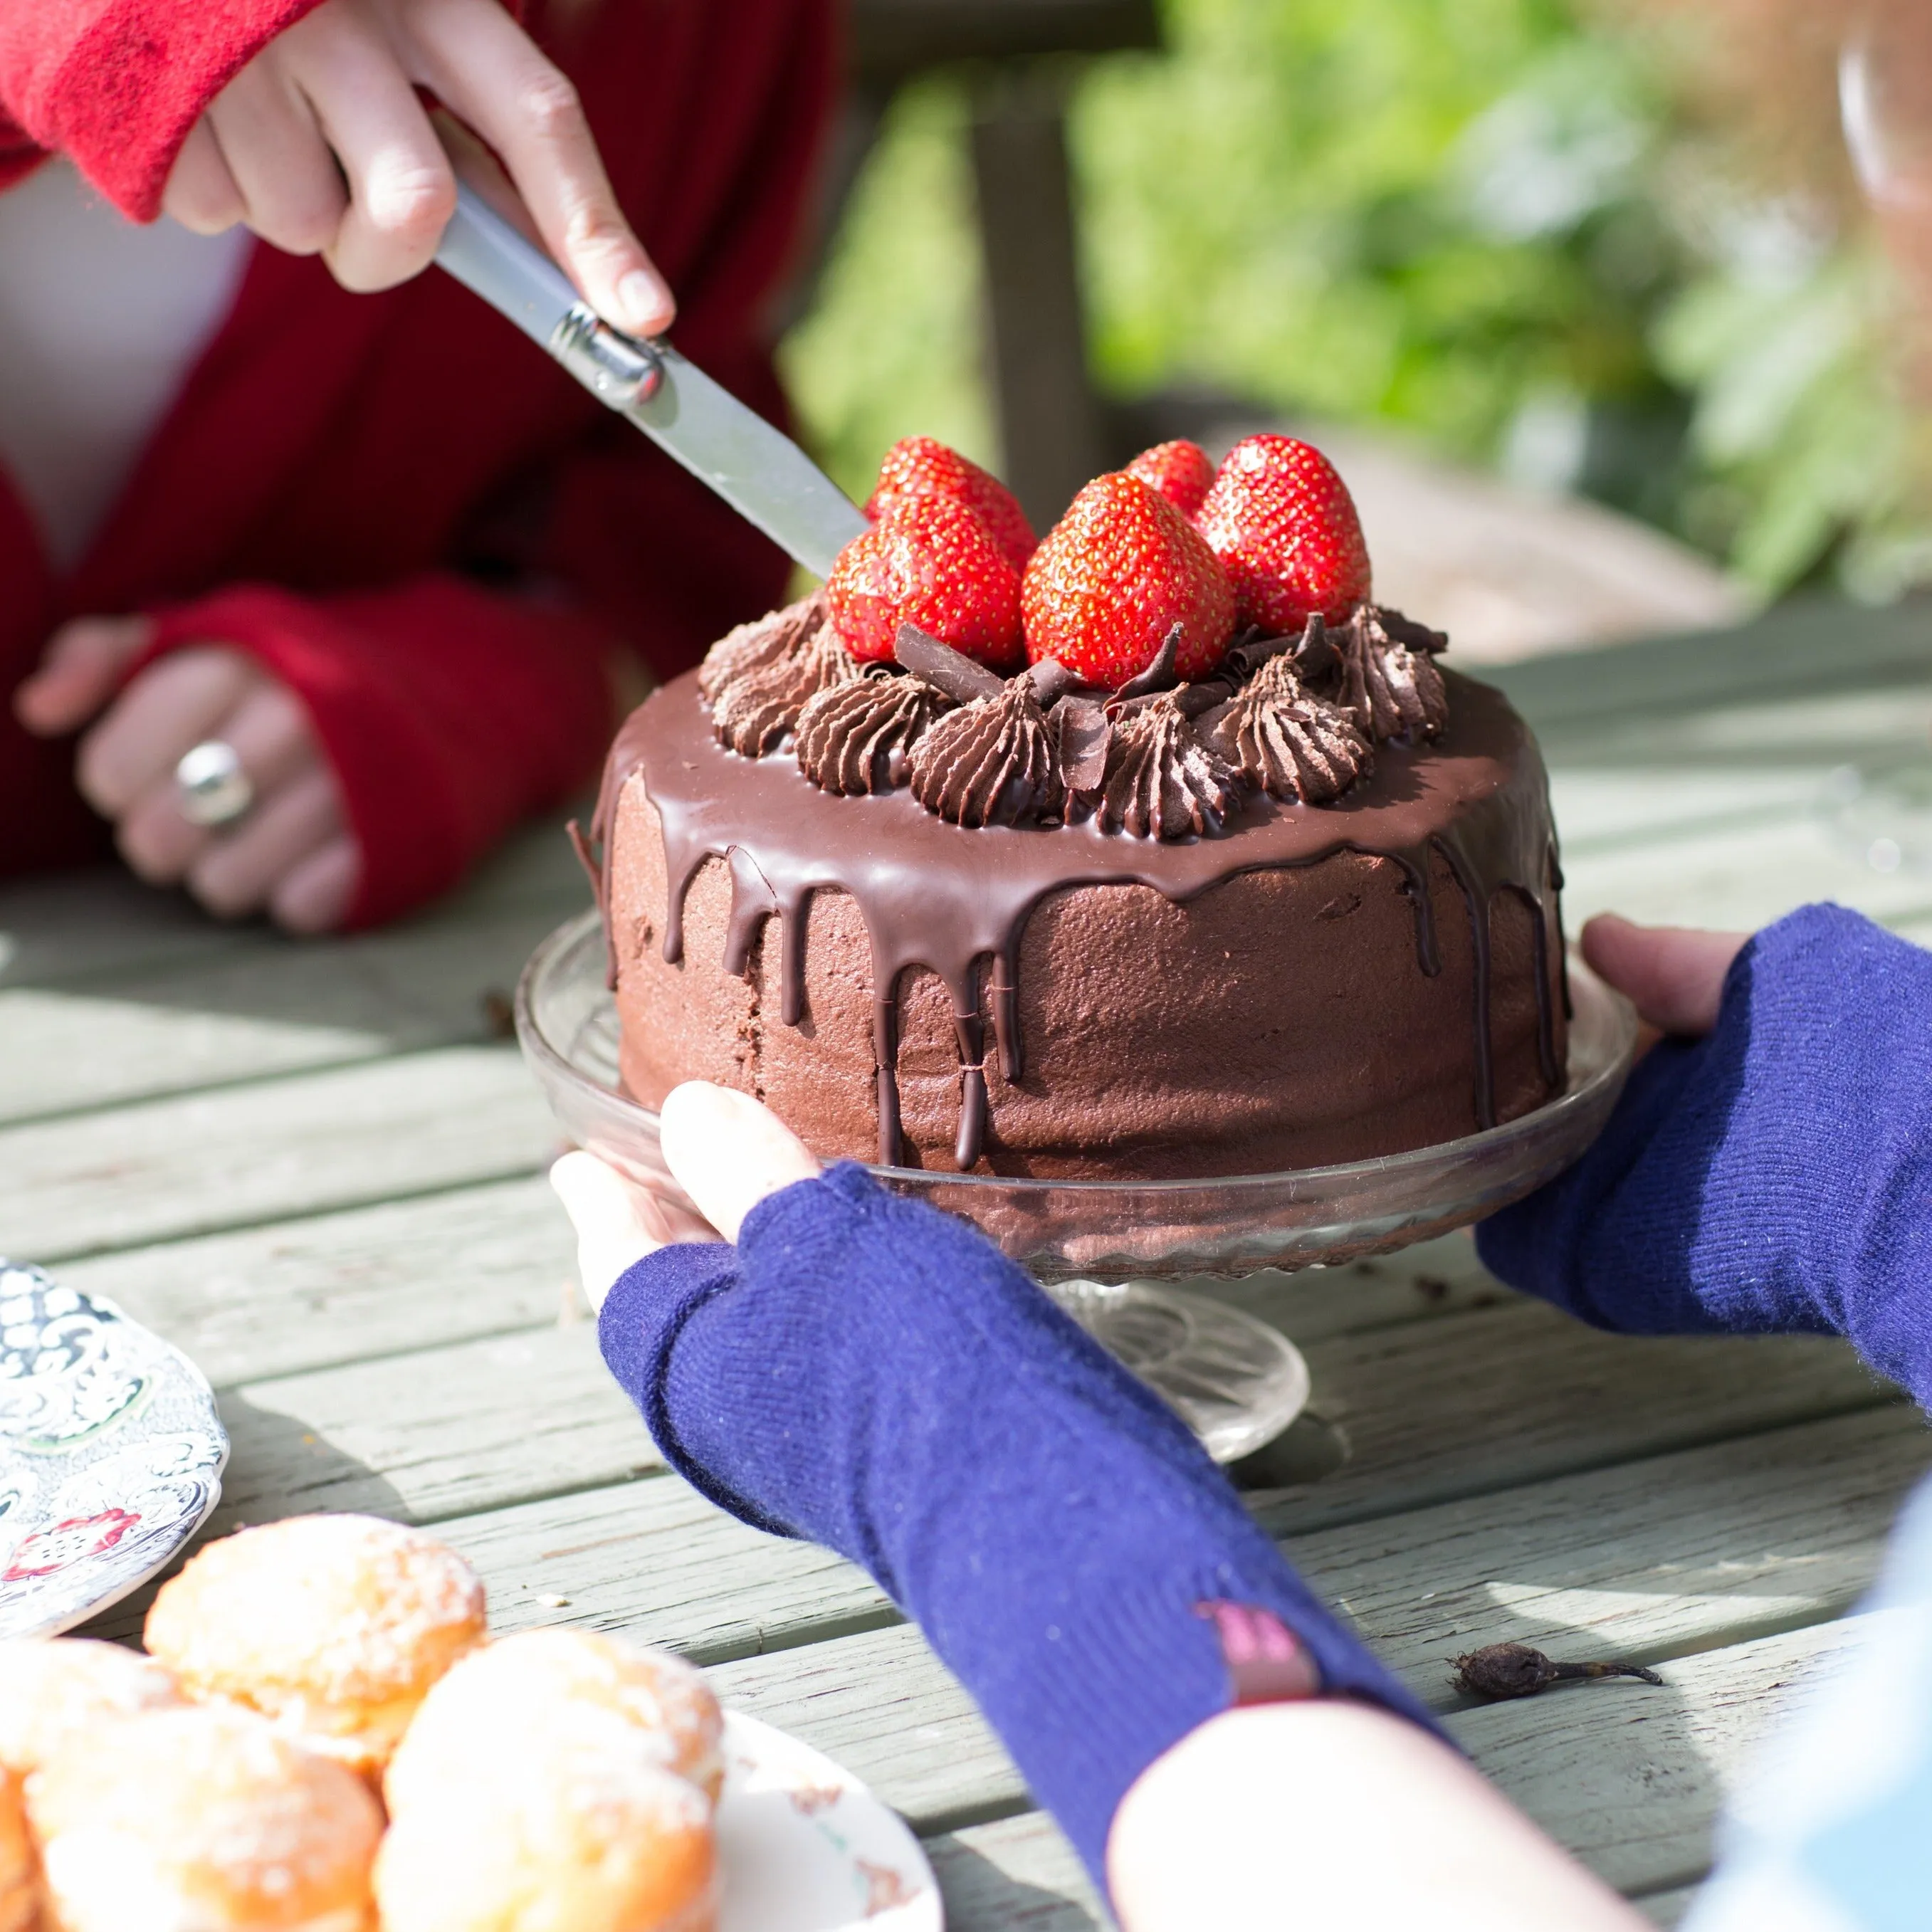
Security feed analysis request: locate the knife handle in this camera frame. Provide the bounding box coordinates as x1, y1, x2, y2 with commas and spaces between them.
437, 182, 663, 411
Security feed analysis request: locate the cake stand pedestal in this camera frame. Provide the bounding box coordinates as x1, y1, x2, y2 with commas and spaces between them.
1047, 1280, 1310, 1462
516, 910, 1637, 1466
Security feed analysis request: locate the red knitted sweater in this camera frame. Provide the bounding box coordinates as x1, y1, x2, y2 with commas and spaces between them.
0, 0, 835, 923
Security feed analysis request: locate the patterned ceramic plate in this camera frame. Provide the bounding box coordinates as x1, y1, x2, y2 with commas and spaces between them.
0, 1261, 227, 1639
720, 1711, 943, 1930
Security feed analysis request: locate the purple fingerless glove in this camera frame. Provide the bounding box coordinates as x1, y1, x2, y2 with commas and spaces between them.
1479, 903, 1932, 1408
598, 1161, 1439, 1892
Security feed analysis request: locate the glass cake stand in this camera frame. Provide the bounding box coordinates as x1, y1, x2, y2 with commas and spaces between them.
516, 910, 1638, 1461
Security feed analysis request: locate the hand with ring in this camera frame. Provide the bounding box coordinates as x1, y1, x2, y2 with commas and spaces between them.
14, 616, 359, 932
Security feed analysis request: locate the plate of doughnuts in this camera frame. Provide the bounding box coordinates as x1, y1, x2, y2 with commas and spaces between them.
0, 1259, 227, 1642
0, 1512, 943, 1931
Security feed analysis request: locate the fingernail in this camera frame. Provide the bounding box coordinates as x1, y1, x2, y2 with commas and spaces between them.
618, 268, 671, 335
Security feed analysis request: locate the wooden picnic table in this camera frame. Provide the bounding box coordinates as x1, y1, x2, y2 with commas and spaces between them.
9, 594, 1932, 1927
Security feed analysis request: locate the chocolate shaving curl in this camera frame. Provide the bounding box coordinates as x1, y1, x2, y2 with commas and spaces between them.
1377, 607, 1449, 656
893, 623, 1005, 704
700, 592, 829, 703
1054, 697, 1111, 795
1207, 653, 1372, 805
1028, 656, 1081, 709
706, 598, 858, 757
908, 678, 1065, 829
1090, 695, 1242, 840
796, 666, 953, 796
1338, 606, 1449, 743
1114, 624, 1182, 701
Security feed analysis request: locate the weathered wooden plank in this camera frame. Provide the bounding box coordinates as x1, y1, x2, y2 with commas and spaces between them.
711, 1624, 1007, 1832
0, 901, 569, 1126
0, 868, 242, 989
213, 1323, 656, 1531
434, 812, 592, 919
59, 1201, 1486, 1425
1558, 809, 1932, 935
443, 1479, 894, 1665
1489, 596, 1930, 731
94, 1232, 1508, 1537
0, 816, 585, 992
1299, 1402, 1927, 1693
925, 1812, 1104, 1932
58, 1176, 575, 1387
1254, 1304, 1886, 1539
1202, 1227, 1509, 1345
0, 1046, 560, 1264
1539, 680, 1932, 853
1460, 1619, 1862, 1895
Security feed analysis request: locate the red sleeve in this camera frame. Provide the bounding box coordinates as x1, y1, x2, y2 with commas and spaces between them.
0, 0, 332, 218
140, 577, 615, 928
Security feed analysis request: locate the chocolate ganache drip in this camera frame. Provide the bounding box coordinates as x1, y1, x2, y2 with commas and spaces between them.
1337, 605, 1449, 742
796, 666, 953, 796
706, 597, 857, 757
1205, 652, 1372, 804
907, 677, 1065, 828
1090, 693, 1242, 839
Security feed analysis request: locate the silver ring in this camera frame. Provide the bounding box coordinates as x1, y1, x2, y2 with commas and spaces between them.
174, 741, 254, 829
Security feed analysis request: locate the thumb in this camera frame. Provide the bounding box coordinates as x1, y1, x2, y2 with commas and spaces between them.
1581, 913, 1748, 1039
549, 1150, 673, 1312
658, 1083, 822, 1244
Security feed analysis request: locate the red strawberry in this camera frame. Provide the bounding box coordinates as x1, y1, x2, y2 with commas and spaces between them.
1021, 473, 1235, 688
826, 495, 1024, 670
1195, 434, 1372, 631
1125, 439, 1215, 519
865, 436, 1036, 574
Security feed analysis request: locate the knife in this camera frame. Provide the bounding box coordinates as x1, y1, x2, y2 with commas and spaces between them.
435, 181, 869, 580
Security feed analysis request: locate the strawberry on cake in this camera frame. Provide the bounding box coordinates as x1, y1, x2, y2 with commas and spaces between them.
586, 435, 1567, 1180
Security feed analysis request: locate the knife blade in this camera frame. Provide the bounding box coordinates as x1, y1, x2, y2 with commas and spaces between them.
435, 182, 868, 580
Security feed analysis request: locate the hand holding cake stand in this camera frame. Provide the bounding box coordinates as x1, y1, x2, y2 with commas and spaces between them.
517, 910, 1637, 1461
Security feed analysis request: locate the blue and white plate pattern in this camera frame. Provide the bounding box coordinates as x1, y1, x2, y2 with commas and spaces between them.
0, 1261, 227, 1638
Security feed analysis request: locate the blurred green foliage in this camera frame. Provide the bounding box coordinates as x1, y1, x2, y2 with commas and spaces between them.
779, 0, 1928, 601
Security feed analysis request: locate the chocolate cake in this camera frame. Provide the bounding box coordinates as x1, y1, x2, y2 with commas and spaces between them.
584, 600, 1567, 1182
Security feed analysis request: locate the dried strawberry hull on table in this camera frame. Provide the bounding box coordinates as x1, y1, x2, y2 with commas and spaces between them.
0, 0, 836, 927
600, 430, 1566, 1183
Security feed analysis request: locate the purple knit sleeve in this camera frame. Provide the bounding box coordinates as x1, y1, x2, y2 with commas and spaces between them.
598, 1163, 1442, 1892
1479, 903, 1932, 1408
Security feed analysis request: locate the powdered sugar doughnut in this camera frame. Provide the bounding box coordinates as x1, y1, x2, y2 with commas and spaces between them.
0, 1769, 36, 1932
145, 1514, 485, 1775
26, 1703, 380, 1931
0, 1637, 182, 1777
376, 1701, 716, 1932
385, 1629, 723, 1813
